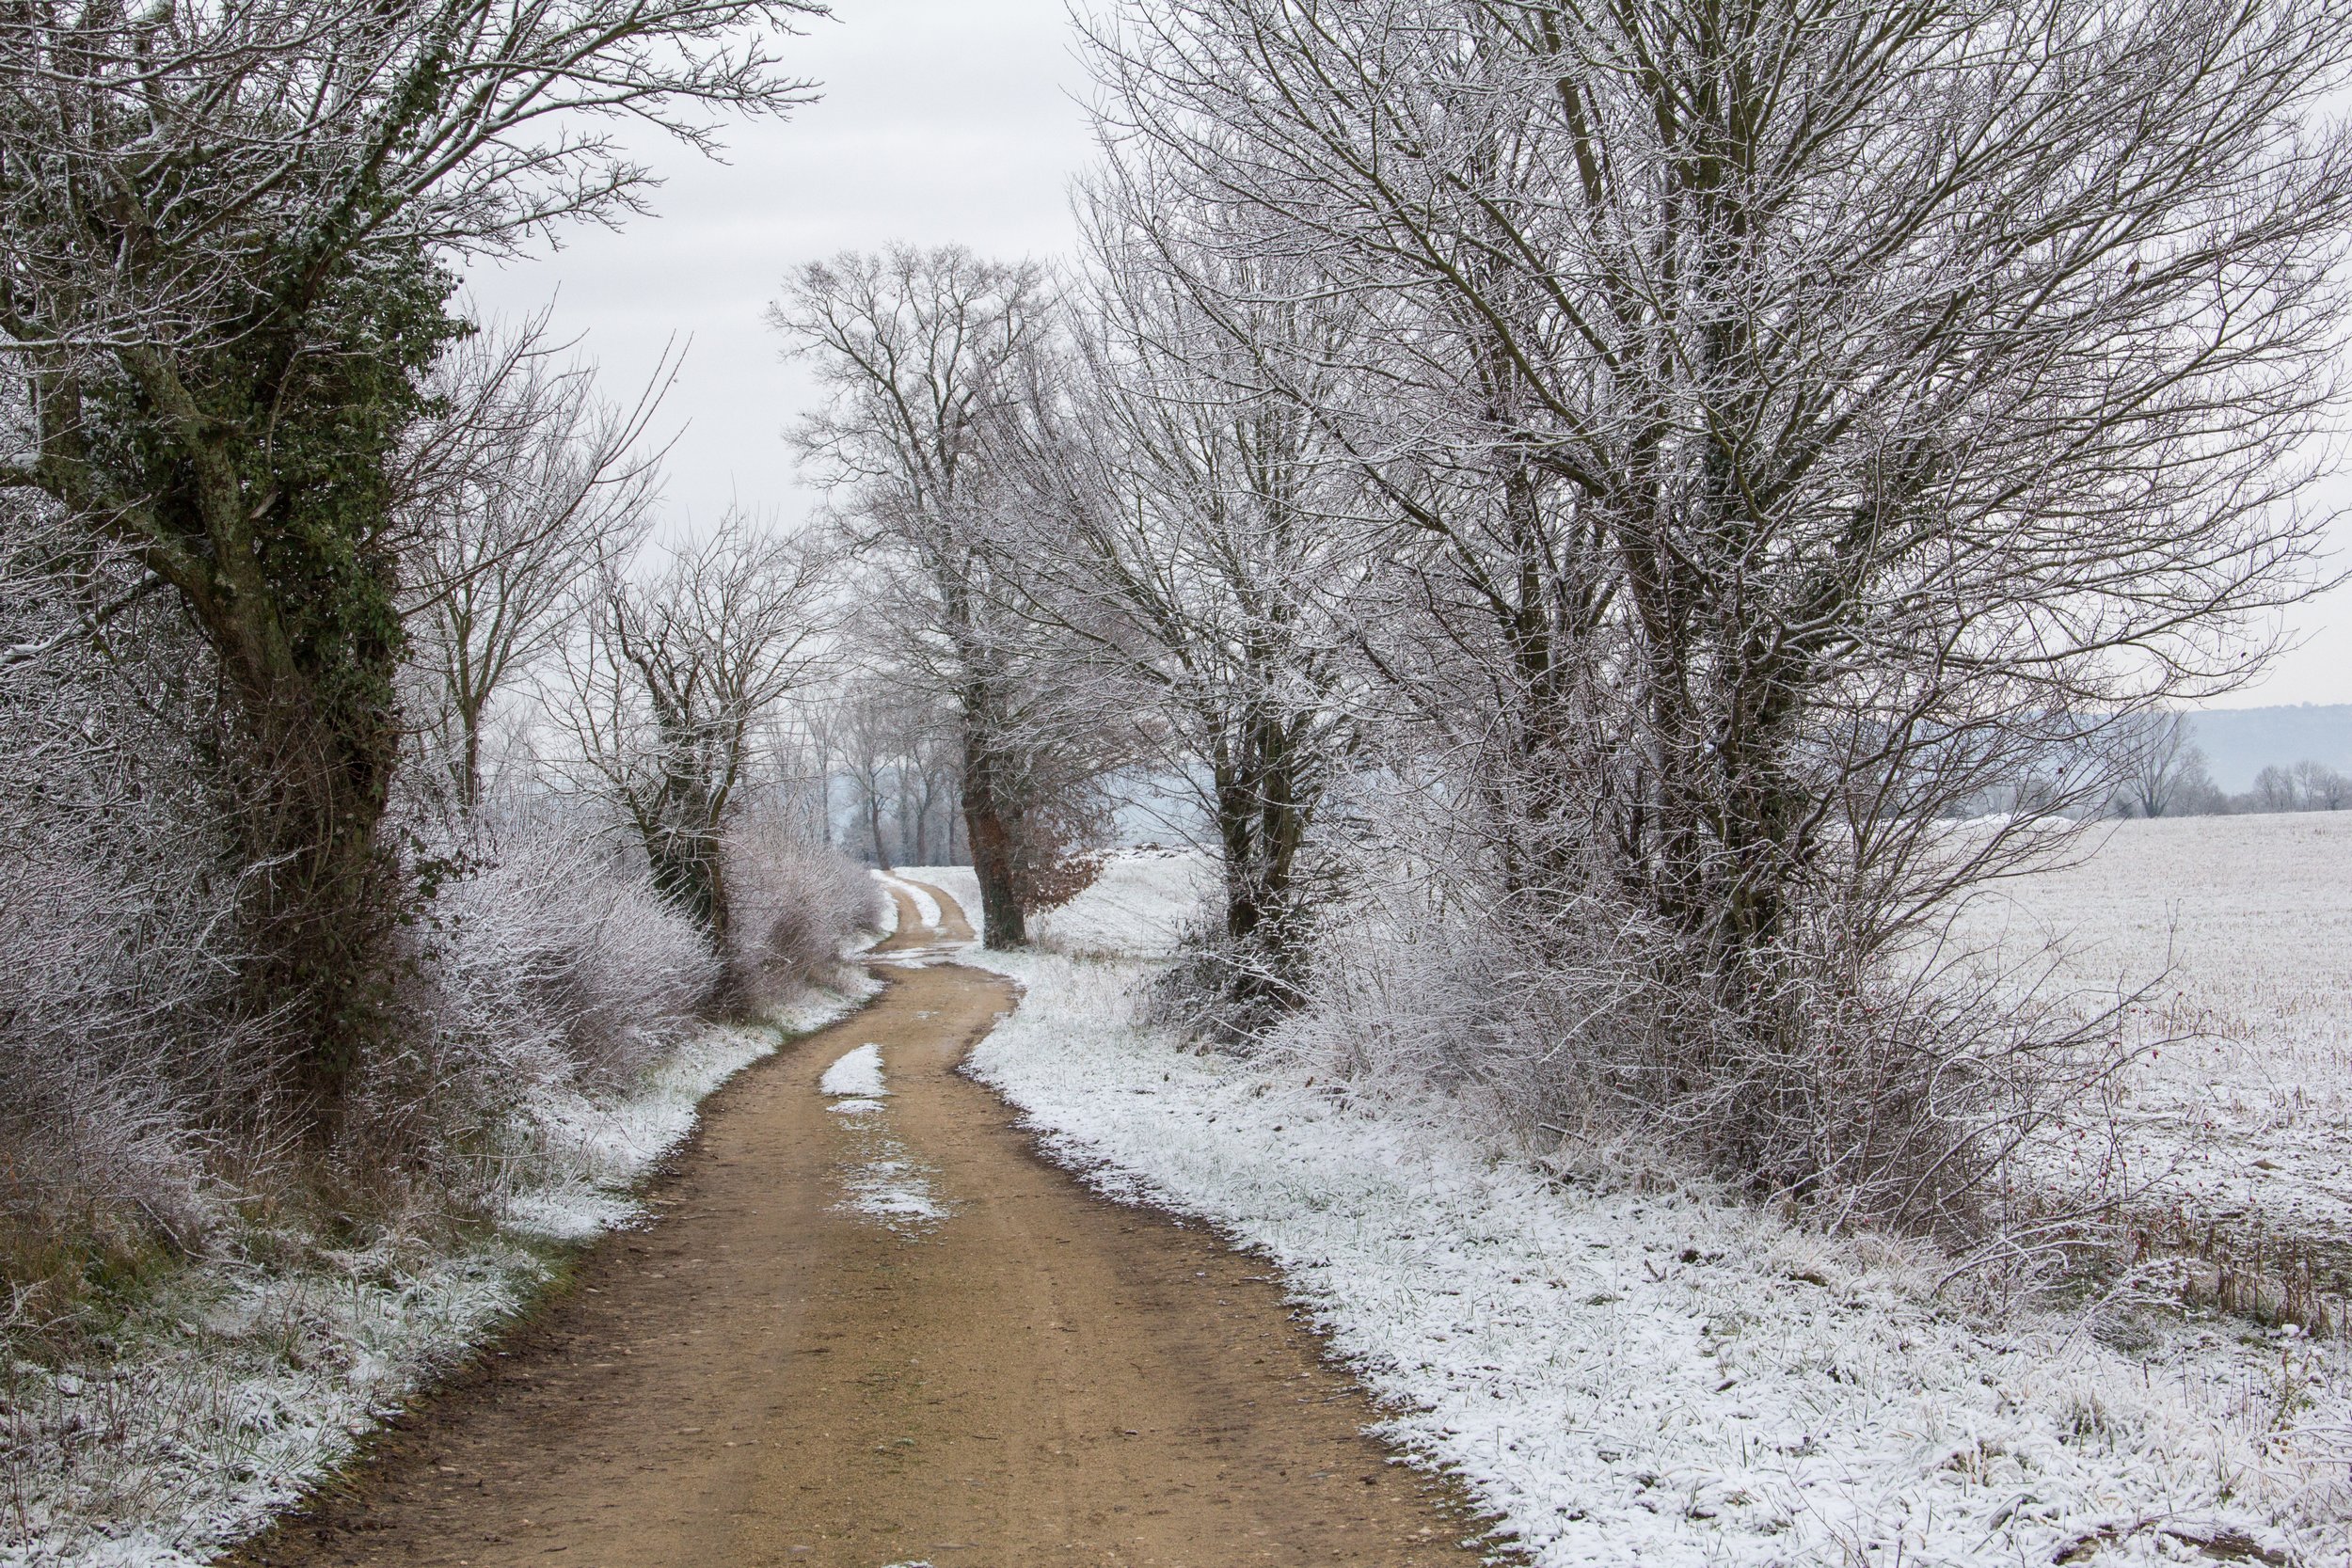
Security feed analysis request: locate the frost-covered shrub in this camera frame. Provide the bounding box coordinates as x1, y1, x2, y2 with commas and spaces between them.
723, 827, 883, 1010
1257, 793, 2126, 1251
437, 818, 720, 1086
0, 855, 232, 1277
337, 814, 723, 1202
0, 519, 260, 1295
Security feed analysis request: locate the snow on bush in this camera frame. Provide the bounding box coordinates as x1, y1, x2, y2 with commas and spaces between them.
0, 990, 881, 1567
0, 524, 254, 1296
332, 813, 725, 1213
727, 829, 885, 1006
432, 820, 723, 1088
956, 881, 2352, 1567
480, 829, 706, 1038
0, 841, 244, 1278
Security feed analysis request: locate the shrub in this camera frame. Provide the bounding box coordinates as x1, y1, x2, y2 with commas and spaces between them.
1252, 796, 2132, 1253
723, 826, 884, 1011
334, 813, 723, 1206
0, 527, 258, 1307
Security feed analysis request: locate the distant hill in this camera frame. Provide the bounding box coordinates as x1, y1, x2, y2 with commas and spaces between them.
2185, 705, 2352, 791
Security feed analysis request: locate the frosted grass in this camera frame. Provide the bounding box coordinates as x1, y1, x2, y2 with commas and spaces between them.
951, 850, 2352, 1567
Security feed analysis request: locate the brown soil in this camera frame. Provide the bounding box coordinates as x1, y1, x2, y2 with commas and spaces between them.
225, 883, 1492, 1568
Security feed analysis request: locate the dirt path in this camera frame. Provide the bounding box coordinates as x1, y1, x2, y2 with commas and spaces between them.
229, 883, 1488, 1568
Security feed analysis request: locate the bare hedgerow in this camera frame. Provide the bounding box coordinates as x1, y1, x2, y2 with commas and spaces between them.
0, 511, 271, 1303
1259, 784, 2148, 1261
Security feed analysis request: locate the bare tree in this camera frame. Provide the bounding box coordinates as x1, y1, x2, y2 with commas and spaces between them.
2252, 764, 2303, 813
1007, 192, 1368, 1013
2294, 759, 2349, 810
402, 320, 674, 811
2118, 713, 2215, 820
772, 245, 1078, 946
569, 517, 837, 958
1090, 0, 2352, 1227
824, 673, 912, 870
905, 714, 964, 863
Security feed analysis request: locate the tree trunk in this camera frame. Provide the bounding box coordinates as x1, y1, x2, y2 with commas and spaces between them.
1210, 705, 1311, 1013
961, 723, 1025, 947
134, 409, 412, 1127
226, 669, 404, 1120
20, 252, 456, 1130
644, 817, 732, 954
866, 779, 894, 873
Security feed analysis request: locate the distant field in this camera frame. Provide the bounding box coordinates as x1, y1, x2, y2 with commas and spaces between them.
1957, 813, 2352, 1277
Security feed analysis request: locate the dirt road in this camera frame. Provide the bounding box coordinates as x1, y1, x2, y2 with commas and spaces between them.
230, 882, 1488, 1568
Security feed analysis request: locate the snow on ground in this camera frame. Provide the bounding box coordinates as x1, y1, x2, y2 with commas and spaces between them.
3, 974, 880, 1568
877, 872, 944, 933
905, 865, 977, 927
900, 848, 1211, 958
815, 1033, 946, 1238
941, 848, 2352, 1566
834, 1145, 952, 1235
1953, 814, 2352, 1262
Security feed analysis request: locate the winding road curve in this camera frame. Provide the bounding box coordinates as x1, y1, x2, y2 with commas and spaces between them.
228, 881, 1487, 1568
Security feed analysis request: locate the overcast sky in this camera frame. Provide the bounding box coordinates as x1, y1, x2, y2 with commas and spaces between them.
467, 0, 2352, 709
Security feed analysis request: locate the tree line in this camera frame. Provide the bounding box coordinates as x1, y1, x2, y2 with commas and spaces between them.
780, 0, 2352, 1243
2112, 713, 2351, 817
7, 0, 2351, 1303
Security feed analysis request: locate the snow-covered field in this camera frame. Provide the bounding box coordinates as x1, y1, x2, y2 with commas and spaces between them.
947, 845, 2352, 1566
1956, 814, 2352, 1277
2, 980, 876, 1568
901, 847, 1210, 958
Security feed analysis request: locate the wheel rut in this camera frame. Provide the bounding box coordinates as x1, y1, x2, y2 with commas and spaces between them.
227, 882, 1487, 1568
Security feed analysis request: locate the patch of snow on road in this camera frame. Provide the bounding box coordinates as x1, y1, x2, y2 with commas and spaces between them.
957, 939, 2351, 1568
838, 1149, 951, 1231
511, 1007, 868, 1243
818, 1041, 889, 1099
816, 1034, 945, 1239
